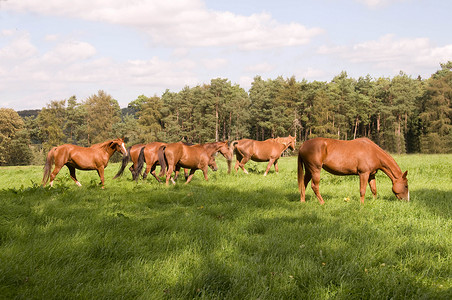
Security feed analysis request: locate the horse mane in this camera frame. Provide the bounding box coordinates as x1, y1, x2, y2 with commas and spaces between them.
359, 138, 402, 179
90, 139, 116, 149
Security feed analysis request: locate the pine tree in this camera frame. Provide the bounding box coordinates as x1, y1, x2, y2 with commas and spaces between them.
84, 90, 121, 144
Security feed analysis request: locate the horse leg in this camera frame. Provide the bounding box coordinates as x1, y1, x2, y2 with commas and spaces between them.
174, 166, 181, 181
359, 173, 370, 204
150, 164, 162, 183
274, 159, 279, 173
264, 159, 275, 176
142, 164, 152, 180
238, 156, 250, 174
300, 169, 312, 202
166, 165, 174, 185
49, 164, 64, 187
129, 164, 135, 179
234, 153, 242, 172
368, 174, 377, 200
184, 169, 196, 184
68, 165, 82, 187
202, 167, 209, 181
310, 169, 325, 205
97, 167, 105, 189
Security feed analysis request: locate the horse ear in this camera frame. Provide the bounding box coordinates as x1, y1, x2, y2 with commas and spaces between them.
402, 170, 408, 178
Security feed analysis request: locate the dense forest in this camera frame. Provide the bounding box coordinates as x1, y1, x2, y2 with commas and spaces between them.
1, 62, 451, 166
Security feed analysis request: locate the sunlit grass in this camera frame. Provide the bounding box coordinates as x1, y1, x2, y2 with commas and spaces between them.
0, 154, 451, 299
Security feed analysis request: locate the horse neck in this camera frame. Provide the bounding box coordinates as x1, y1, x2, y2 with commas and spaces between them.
275, 139, 290, 152
204, 142, 221, 156
377, 149, 402, 182
95, 141, 116, 159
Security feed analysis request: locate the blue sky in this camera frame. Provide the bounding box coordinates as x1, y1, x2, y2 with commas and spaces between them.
1, 0, 451, 110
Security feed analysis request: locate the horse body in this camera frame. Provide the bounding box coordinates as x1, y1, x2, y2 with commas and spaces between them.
137, 142, 167, 182
159, 141, 230, 185
297, 137, 409, 204
113, 144, 145, 180
42, 138, 126, 188
232, 135, 295, 176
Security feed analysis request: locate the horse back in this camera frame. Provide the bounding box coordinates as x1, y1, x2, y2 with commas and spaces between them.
251, 140, 284, 161
128, 144, 145, 165
300, 137, 382, 174
55, 144, 105, 169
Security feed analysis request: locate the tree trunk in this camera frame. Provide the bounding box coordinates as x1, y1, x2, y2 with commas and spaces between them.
215, 103, 219, 142
353, 116, 359, 139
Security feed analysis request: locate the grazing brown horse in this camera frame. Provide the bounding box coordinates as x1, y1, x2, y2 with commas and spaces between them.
158, 141, 231, 185
42, 138, 127, 188
297, 137, 409, 204
231, 135, 296, 176
113, 144, 145, 181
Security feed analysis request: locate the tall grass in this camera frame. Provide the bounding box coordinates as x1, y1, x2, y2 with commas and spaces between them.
0, 155, 451, 299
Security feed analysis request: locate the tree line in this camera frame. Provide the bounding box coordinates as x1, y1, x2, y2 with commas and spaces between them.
1, 62, 451, 166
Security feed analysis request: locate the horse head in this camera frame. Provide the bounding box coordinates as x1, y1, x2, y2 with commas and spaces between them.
217, 141, 233, 161
286, 135, 296, 150
208, 154, 218, 172
109, 138, 127, 155
392, 170, 409, 201
276, 135, 296, 151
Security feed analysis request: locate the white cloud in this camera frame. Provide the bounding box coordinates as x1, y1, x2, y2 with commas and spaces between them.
244, 62, 275, 73
355, 0, 408, 8
42, 40, 97, 64
202, 58, 228, 70
318, 34, 452, 74
0, 29, 200, 108
0, 31, 37, 60
3, 0, 323, 50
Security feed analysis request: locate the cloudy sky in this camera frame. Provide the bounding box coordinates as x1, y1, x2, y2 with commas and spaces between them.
1, 0, 451, 110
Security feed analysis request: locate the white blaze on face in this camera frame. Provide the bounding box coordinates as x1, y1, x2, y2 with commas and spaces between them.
121, 142, 127, 154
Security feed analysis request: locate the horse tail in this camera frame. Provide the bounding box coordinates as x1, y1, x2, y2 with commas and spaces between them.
113, 146, 131, 179
297, 151, 306, 201
230, 140, 239, 155
42, 147, 56, 186
157, 145, 167, 173
134, 146, 146, 181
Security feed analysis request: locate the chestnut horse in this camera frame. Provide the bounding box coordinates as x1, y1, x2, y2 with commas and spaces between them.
113, 144, 146, 181
158, 141, 231, 185
297, 137, 409, 204
42, 138, 127, 188
231, 135, 296, 176
113, 142, 167, 182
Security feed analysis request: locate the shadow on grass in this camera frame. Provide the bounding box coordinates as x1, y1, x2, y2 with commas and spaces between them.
414, 189, 452, 219
0, 180, 450, 299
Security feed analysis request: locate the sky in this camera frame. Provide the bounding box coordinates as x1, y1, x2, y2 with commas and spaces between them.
1, 0, 451, 110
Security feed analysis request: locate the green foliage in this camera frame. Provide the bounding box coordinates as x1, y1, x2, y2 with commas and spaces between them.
4, 61, 452, 167
0, 155, 450, 298
0, 108, 32, 166
85, 90, 121, 144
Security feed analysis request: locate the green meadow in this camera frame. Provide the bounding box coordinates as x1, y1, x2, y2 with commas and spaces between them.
0, 154, 451, 299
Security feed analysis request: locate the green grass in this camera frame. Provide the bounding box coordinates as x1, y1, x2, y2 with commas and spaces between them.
0, 155, 451, 299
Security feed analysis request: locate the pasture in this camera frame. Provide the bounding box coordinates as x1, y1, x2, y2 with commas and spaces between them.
0, 154, 451, 299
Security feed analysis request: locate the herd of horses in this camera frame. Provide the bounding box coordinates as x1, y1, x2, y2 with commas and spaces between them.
42, 135, 409, 204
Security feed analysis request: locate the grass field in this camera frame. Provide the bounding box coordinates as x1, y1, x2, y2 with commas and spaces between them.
0, 154, 451, 299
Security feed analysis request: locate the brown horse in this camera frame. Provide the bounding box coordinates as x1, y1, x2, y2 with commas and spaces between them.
42, 138, 127, 188
113, 142, 168, 182
231, 135, 296, 176
113, 144, 145, 181
297, 137, 409, 204
158, 141, 231, 185
134, 142, 172, 182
